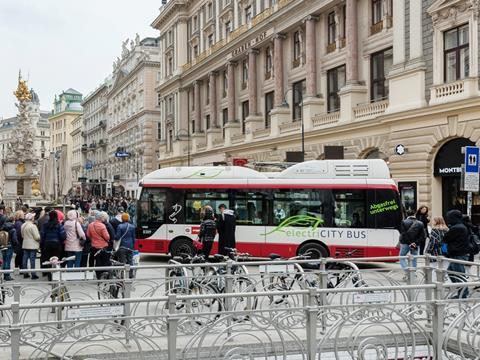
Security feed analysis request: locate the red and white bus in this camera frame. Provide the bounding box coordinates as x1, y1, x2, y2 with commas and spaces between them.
136, 160, 402, 258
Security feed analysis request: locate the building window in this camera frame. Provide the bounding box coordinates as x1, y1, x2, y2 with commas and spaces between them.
265, 46, 272, 78
168, 129, 173, 152
208, 34, 214, 48
206, 114, 211, 130
265, 91, 274, 128
207, 2, 213, 19
168, 30, 173, 45
371, 48, 393, 101
245, 6, 252, 23
193, 15, 199, 31
342, 5, 346, 39
242, 59, 248, 88
206, 82, 210, 105
327, 12, 336, 45
157, 93, 161, 106
193, 45, 199, 57
222, 108, 228, 138
444, 24, 469, 83
372, 0, 383, 25
241, 101, 249, 134
168, 57, 173, 75
225, 21, 231, 38
293, 31, 302, 66
157, 122, 161, 140
327, 65, 346, 112
223, 70, 228, 97
292, 80, 305, 121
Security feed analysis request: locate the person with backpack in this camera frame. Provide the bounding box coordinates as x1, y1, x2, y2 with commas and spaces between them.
86, 211, 110, 269
415, 206, 430, 255
199, 206, 216, 258
462, 215, 480, 262
426, 216, 448, 257
21, 213, 41, 279
399, 209, 426, 275
443, 209, 471, 298
63, 210, 86, 268
0, 215, 17, 281
40, 211, 67, 281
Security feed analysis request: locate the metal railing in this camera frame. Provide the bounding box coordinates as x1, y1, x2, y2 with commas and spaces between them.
0, 255, 479, 359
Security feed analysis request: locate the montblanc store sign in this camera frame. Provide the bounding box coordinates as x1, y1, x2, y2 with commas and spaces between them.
229, 28, 273, 58
437, 167, 462, 175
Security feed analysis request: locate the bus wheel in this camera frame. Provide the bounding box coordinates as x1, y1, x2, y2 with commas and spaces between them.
298, 242, 328, 259
170, 238, 194, 257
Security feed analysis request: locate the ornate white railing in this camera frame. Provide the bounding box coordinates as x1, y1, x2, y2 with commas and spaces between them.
312, 111, 340, 127
432, 80, 465, 98
230, 133, 245, 144
279, 121, 301, 133
353, 99, 389, 120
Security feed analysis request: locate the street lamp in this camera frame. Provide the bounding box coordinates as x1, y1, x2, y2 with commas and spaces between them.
282, 87, 305, 162
175, 128, 191, 166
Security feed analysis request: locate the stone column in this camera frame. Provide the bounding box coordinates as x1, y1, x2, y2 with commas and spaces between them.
209, 72, 217, 127
227, 61, 236, 122
409, 0, 422, 60
392, 0, 405, 65
248, 49, 258, 115
194, 80, 202, 132
273, 34, 286, 106
305, 16, 318, 98
345, 0, 358, 84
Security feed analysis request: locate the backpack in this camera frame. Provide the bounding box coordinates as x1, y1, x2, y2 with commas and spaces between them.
469, 233, 480, 255
0, 230, 9, 248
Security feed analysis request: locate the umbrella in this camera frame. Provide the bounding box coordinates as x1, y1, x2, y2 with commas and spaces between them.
59, 144, 72, 197
45, 153, 56, 201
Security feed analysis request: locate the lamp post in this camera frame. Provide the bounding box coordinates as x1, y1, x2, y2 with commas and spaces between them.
282, 87, 305, 162
176, 129, 191, 166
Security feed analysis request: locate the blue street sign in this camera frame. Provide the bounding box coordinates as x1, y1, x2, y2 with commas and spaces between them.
115, 151, 131, 158
465, 146, 480, 173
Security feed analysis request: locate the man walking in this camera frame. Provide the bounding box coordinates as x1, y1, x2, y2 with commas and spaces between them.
399, 209, 426, 276
443, 209, 471, 298
216, 204, 236, 255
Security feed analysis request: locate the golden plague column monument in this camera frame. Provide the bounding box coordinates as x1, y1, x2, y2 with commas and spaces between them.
2, 73, 41, 207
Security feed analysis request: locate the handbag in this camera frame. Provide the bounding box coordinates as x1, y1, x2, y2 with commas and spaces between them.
114, 224, 131, 252
192, 238, 203, 251
76, 221, 86, 247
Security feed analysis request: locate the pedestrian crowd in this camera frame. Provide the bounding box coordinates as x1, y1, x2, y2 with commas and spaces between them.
400, 205, 480, 298
197, 204, 236, 258
0, 200, 137, 281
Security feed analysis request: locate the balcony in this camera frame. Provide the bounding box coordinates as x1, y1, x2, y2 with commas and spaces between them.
253, 128, 271, 139
326, 43, 336, 54
81, 144, 88, 153
429, 78, 480, 106
312, 112, 340, 128
279, 121, 301, 134
353, 99, 389, 121
370, 21, 383, 35
89, 143, 97, 149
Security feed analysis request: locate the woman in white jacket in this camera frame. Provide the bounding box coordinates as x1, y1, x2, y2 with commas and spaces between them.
63, 210, 86, 268
21, 212, 41, 279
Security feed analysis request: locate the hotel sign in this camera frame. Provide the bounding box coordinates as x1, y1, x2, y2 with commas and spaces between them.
230, 29, 273, 58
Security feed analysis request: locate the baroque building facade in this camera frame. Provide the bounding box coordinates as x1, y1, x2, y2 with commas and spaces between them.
152, 0, 480, 220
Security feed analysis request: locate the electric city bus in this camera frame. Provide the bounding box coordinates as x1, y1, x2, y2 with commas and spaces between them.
136, 160, 402, 258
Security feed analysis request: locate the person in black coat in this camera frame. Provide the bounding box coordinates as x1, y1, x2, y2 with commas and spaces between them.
399, 209, 426, 272
199, 206, 216, 258
216, 204, 236, 255
415, 205, 430, 255
443, 209, 470, 298
0, 215, 18, 281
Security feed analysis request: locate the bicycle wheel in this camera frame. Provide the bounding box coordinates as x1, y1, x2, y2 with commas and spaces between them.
97, 272, 114, 300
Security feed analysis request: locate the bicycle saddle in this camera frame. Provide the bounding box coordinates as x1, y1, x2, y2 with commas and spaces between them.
269, 253, 282, 260
212, 254, 225, 263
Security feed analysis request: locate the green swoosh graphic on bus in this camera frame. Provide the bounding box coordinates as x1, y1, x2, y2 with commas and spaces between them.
262, 215, 324, 236
183, 169, 226, 179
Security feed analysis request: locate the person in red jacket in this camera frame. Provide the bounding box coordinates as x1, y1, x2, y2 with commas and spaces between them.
86, 211, 110, 270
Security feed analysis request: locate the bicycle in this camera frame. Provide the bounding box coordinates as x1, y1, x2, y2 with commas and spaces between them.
42, 256, 76, 317
94, 249, 128, 300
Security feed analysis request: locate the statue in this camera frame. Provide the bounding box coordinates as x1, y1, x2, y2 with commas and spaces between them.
135, 33, 140, 45
122, 39, 129, 58
6, 72, 38, 166
130, 39, 135, 51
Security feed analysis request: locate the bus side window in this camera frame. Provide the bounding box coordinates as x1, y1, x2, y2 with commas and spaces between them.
368, 189, 402, 230
333, 190, 366, 228
234, 190, 267, 225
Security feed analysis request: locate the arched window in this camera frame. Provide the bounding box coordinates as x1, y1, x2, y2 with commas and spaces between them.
365, 149, 388, 162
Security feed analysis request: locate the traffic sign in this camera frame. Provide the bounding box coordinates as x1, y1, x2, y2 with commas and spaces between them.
462, 146, 480, 192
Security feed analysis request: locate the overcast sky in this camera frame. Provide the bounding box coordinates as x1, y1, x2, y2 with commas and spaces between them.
0, 0, 160, 118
